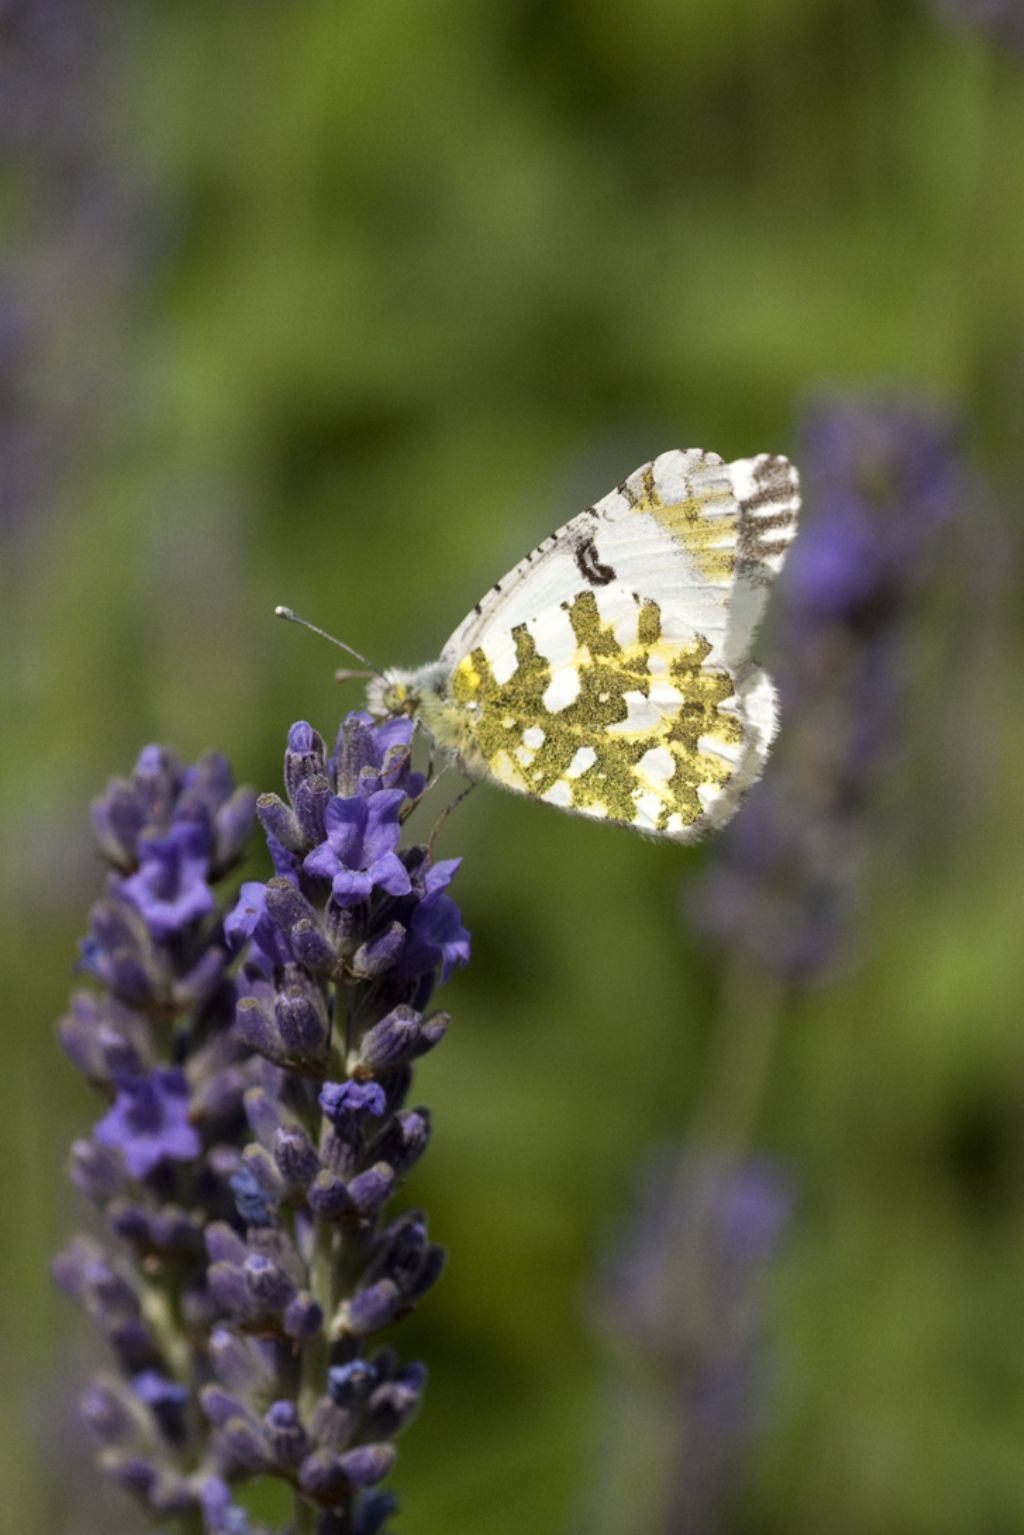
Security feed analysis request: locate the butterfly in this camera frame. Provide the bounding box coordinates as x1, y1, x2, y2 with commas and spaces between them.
364, 449, 800, 841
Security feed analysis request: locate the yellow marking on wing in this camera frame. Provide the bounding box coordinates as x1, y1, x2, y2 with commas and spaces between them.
448, 590, 743, 832
633, 466, 738, 585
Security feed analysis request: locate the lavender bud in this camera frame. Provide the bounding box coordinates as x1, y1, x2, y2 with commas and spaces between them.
105, 1318, 160, 1374
365, 1363, 427, 1437
283, 1291, 324, 1340
405, 1244, 446, 1302
132, 1369, 189, 1443
207, 1262, 253, 1321
353, 1006, 422, 1073
209, 1325, 274, 1394
294, 773, 332, 845
105, 1454, 159, 1502
323, 896, 360, 951
149, 1205, 201, 1253
355, 1492, 399, 1535
200, 1385, 250, 1428
220, 1414, 270, 1472
335, 719, 380, 796
274, 1125, 320, 1190
289, 918, 339, 976
350, 924, 407, 980
190, 1062, 248, 1124
415, 1012, 449, 1057
91, 781, 145, 868
327, 1358, 378, 1407
81, 1379, 137, 1446
275, 985, 328, 1056
105, 1201, 149, 1246
284, 723, 327, 803
97, 1024, 145, 1077
214, 786, 258, 869
264, 1399, 308, 1467
69, 1139, 123, 1202
347, 1163, 396, 1217
298, 1448, 349, 1505
380, 1065, 413, 1117
264, 876, 318, 937
339, 1443, 397, 1489
243, 1086, 283, 1149
308, 1395, 354, 1453
338, 1279, 402, 1338
230, 1163, 276, 1227
369, 1108, 431, 1175
256, 792, 305, 853
244, 1252, 296, 1312
240, 1143, 285, 1201
370, 1212, 428, 1289
234, 996, 281, 1059
308, 1171, 351, 1220
205, 1222, 248, 1267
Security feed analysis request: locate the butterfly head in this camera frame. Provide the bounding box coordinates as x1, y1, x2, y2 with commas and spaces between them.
365, 662, 450, 722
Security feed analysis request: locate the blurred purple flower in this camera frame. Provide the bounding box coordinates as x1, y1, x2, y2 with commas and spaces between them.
94, 1070, 200, 1179
119, 823, 215, 939
928, 0, 1024, 50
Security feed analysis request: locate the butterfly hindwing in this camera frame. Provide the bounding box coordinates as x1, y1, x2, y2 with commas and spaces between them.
447, 583, 774, 840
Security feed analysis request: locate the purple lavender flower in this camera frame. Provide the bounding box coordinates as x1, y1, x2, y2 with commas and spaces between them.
118, 823, 216, 937
304, 790, 413, 907
695, 396, 958, 977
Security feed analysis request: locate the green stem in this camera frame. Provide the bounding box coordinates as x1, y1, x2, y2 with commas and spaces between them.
687, 955, 786, 1157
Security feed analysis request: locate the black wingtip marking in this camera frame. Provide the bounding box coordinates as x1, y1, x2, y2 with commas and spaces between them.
574, 534, 616, 587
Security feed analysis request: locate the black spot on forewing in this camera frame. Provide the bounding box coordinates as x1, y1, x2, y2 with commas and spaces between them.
574, 534, 616, 587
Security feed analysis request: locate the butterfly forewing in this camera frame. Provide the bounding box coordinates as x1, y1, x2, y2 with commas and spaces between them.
412, 448, 799, 840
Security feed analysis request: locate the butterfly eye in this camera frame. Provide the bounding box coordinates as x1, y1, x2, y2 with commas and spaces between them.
380, 681, 410, 715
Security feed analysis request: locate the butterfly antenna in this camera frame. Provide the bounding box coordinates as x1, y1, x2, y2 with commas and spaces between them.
275, 606, 389, 683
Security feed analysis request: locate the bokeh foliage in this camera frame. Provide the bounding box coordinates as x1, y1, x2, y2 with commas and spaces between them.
2, 1, 1024, 1531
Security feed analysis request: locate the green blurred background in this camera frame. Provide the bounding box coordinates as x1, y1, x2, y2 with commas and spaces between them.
3, 1, 1024, 1531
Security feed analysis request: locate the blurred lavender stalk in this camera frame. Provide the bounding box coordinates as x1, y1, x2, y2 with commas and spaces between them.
0, 0, 157, 561
589, 396, 959, 1535
55, 715, 469, 1533
928, 0, 1024, 50
697, 397, 959, 981
585, 1155, 790, 1535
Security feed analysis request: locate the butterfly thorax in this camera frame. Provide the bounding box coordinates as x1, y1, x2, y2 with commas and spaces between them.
366, 663, 487, 775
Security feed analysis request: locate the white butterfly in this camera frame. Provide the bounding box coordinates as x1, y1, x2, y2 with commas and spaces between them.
366, 448, 800, 841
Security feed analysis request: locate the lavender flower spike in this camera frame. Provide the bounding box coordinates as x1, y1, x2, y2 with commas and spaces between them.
57, 715, 468, 1532
209, 710, 467, 1531
55, 745, 260, 1521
